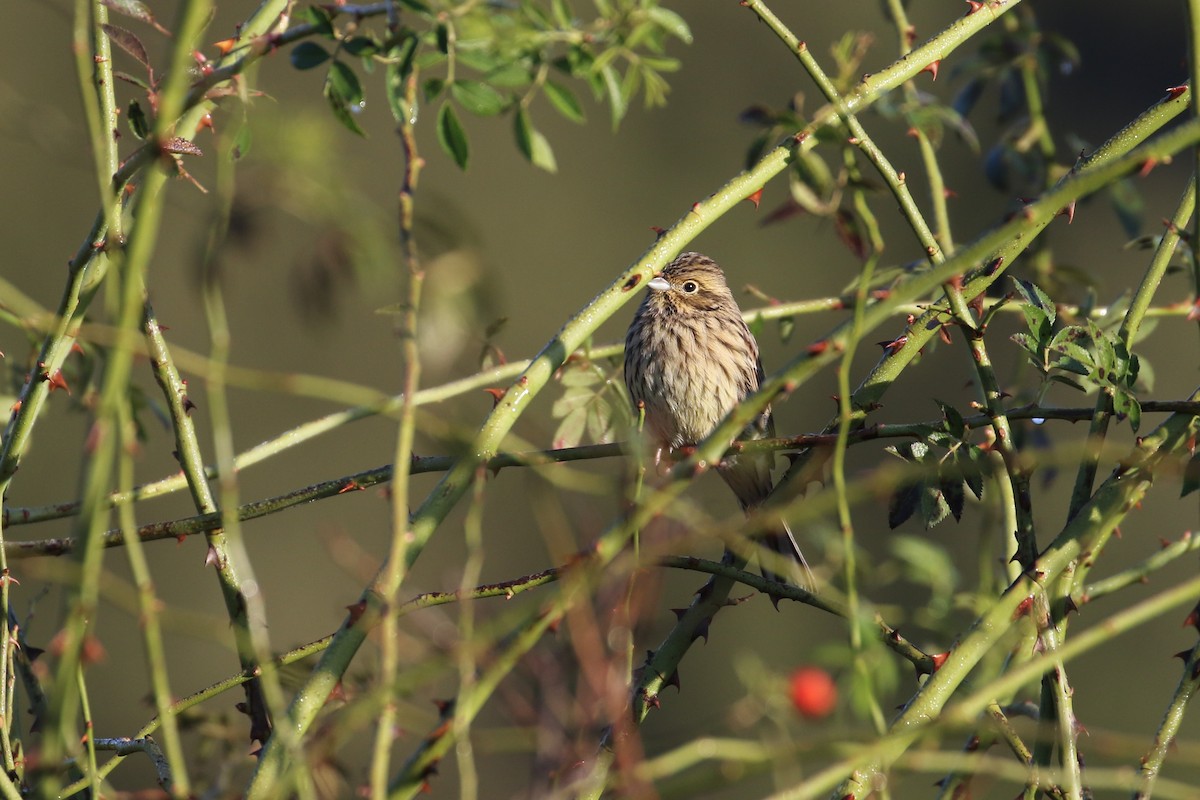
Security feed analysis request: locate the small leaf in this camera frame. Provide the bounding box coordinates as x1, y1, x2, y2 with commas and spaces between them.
543, 80, 585, 123
888, 483, 921, 529
385, 37, 419, 124
941, 477, 965, 522
297, 6, 335, 35
920, 484, 952, 529
290, 41, 330, 70
423, 77, 447, 101
100, 0, 170, 35
778, 316, 795, 344
1011, 277, 1056, 325
324, 61, 366, 136
343, 36, 379, 57
127, 100, 150, 139
599, 63, 627, 129
1112, 389, 1141, 432
1183, 453, 1200, 497
437, 102, 470, 168
959, 446, 986, 500
513, 107, 557, 173
450, 80, 506, 116
553, 407, 587, 449
646, 6, 693, 43
559, 367, 602, 387
935, 399, 965, 439
231, 124, 252, 160
328, 61, 364, 104
101, 23, 151, 70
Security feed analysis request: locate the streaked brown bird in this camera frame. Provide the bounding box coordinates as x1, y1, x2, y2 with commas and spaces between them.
624, 251, 810, 585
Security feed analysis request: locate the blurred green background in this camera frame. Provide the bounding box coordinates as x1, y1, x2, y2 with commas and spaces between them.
3, 1, 1200, 796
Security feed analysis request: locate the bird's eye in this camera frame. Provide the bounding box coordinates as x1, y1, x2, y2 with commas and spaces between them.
681, 280, 699, 293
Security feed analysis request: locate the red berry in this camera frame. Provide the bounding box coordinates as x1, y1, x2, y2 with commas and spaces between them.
789, 667, 837, 719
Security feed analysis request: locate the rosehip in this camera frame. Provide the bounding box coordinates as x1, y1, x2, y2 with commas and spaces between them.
789, 667, 837, 719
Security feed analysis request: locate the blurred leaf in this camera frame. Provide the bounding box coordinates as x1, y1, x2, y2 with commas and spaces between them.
127, 100, 150, 139
888, 483, 920, 529
778, 316, 795, 344
959, 446, 986, 500
551, 0, 574, 27
343, 35, 379, 57
437, 102, 470, 168
935, 399, 965, 439
599, 63, 627, 129
386, 39, 419, 124
891, 535, 959, 595
290, 41, 331, 70
920, 483, 952, 529
941, 476, 965, 521
587, 396, 615, 443
100, 0, 170, 35
1183, 453, 1200, 497
101, 23, 151, 70
1108, 178, 1145, 239
297, 5, 335, 35
324, 61, 366, 136
451, 80, 506, 116
554, 407, 587, 449
646, 6, 693, 43
424, 77, 447, 101
231, 123, 252, 160
514, 107, 557, 172
543, 80, 586, 123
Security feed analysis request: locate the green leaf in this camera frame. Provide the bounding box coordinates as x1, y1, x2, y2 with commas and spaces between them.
328, 60, 364, 105
1111, 389, 1141, 432
778, 316, 795, 344
343, 35, 379, 57
324, 62, 366, 136
553, 407, 587, 449
1011, 276, 1056, 326
959, 446, 986, 501
437, 102, 470, 168
586, 397, 614, 443
231, 123, 252, 161
514, 107, 557, 173
101, 23, 150, 70
920, 483, 952, 529
127, 100, 150, 139
888, 483, 921, 529
385, 39, 419, 124
423, 77, 446, 101
940, 476, 965, 522
599, 63, 627, 129
646, 6, 693, 43
1183, 453, 1200, 497
543, 80, 585, 123
296, 6, 335, 36
290, 41, 331, 70
551, 0, 574, 26
935, 399, 965, 439
451, 80, 506, 116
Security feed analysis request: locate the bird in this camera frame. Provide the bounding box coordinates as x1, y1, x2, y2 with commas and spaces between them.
623, 251, 810, 587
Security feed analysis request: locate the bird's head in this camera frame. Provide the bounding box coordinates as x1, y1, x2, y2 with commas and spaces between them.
645, 252, 734, 314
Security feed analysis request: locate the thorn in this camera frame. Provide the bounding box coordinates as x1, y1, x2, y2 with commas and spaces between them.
806, 340, 829, 356
1166, 84, 1188, 100
345, 600, 368, 626
338, 480, 363, 494
664, 670, 681, 691
182, 396, 197, 414
1058, 200, 1076, 224
877, 335, 908, 356
650, 226, 666, 239
1139, 158, 1159, 177
1063, 595, 1079, 615
204, 546, 220, 567
1173, 649, 1193, 662
1012, 595, 1035, 621
693, 617, 712, 643
1184, 603, 1200, 631
483, 387, 505, 406
670, 608, 687, 621
44, 370, 70, 394
921, 60, 941, 80
213, 37, 238, 55
746, 187, 763, 208
930, 652, 950, 671
964, 0, 985, 13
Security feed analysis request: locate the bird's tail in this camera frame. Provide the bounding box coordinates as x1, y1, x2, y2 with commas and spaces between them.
759, 518, 814, 590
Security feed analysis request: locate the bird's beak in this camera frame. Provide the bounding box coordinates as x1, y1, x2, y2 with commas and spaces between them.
647, 276, 670, 292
